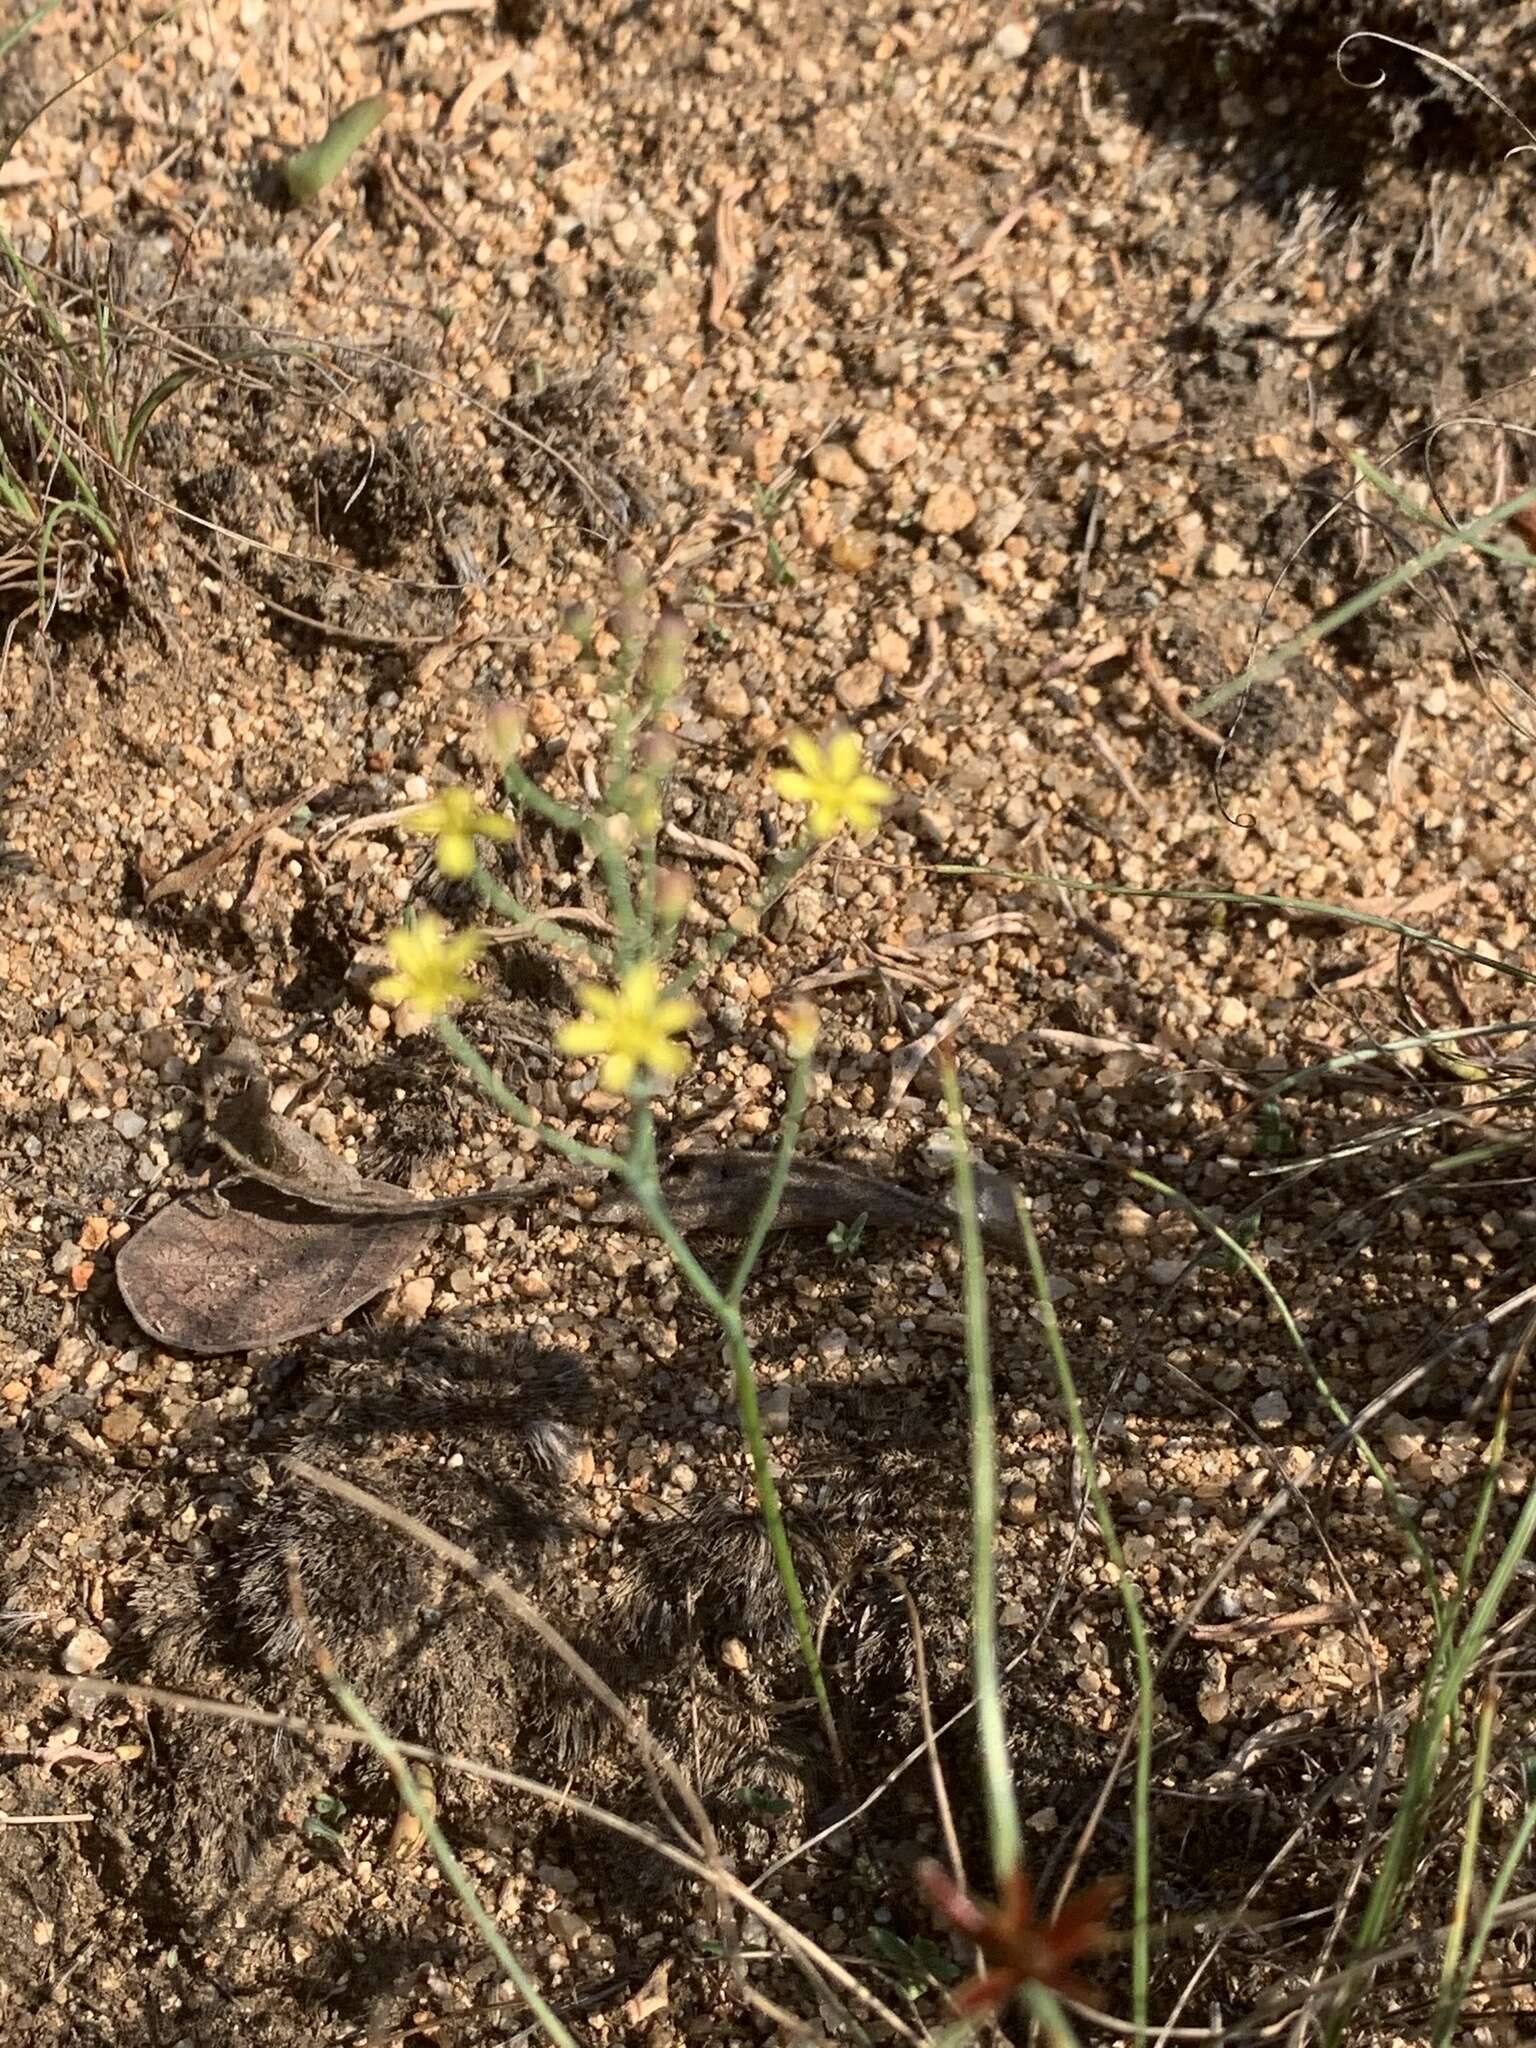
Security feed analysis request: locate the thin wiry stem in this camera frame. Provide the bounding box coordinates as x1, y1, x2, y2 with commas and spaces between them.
939, 1062, 1020, 1887
1014, 1194, 1152, 2029
727, 1052, 810, 1305
287, 1562, 582, 2048
623, 1103, 841, 1770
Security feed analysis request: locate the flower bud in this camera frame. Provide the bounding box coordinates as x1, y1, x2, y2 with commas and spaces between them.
645, 607, 688, 699
609, 601, 648, 649
485, 699, 522, 762
611, 551, 646, 598
654, 867, 692, 923
780, 1001, 820, 1060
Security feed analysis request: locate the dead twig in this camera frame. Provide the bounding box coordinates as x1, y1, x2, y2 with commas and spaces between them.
445, 52, 522, 138
1136, 630, 1224, 749
707, 177, 753, 331
947, 197, 1031, 283
0, 1667, 926, 2046
888, 990, 975, 1108
1187, 1601, 1353, 1645
374, 0, 489, 32
662, 818, 760, 880
145, 779, 329, 904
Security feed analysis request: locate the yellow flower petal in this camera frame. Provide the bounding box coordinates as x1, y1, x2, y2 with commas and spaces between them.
435, 833, 476, 879
654, 996, 700, 1035
770, 766, 816, 804
559, 962, 696, 1094
770, 729, 891, 842
558, 1015, 614, 1056
785, 731, 823, 776
601, 1050, 638, 1092
372, 914, 486, 1018
826, 729, 863, 780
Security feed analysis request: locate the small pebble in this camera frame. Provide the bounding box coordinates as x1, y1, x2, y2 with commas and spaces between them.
101, 1403, 144, 1446
395, 1277, 435, 1321
812, 444, 867, 489
852, 415, 918, 472
828, 529, 879, 574
1251, 1389, 1290, 1429
113, 1110, 148, 1143
703, 675, 751, 719
920, 483, 978, 536
61, 1627, 111, 1676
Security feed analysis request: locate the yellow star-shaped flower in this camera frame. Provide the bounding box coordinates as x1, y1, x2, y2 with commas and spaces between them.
770, 730, 891, 841
374, 914, 487, 1018
557, 962, 700, 1095
403, 787, 514, 879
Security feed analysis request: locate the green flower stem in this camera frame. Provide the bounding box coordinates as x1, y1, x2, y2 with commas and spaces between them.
299, 1599, 579, 2048
469, 867, 610, 971
939, 1064, 1020, 1890
439, 1021, 837, 1762
585, 823, 642, 961
727, 1054, 810, 1306
500, 753, 587, 837
626, 1103, 840, 1767
436, 1018, 618, 1180
500, 752, 641, 954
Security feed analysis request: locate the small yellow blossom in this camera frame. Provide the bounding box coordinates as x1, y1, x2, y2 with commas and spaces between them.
780, 1001, 820, 1060
403, 787, 513, 879
770, 730, 891, 840
374, 914, 487, 1018
557, 962, 699, 1094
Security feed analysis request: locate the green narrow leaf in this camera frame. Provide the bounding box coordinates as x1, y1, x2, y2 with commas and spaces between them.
283, 93, 391, 204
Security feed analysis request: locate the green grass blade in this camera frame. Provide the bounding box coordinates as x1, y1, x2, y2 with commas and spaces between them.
1132, 1167, 1441, 1622
1439, 1785, 1536, 2042
1435, 1680, 1498, 2025
0, 1, 60, 68
1013, 1193, 1152, 2028
1349, 450, 1536, 569
307, 1633, 582, 2046
933, 869, 1536, 992
284, 93, 391, 203
120, 364, 205, 470
1192, 481, 1536, 718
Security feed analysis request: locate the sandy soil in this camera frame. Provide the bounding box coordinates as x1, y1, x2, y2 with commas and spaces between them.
2, 3, 1535, 2043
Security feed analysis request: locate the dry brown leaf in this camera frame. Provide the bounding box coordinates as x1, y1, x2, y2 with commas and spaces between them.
115, 1183, 432, 1356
